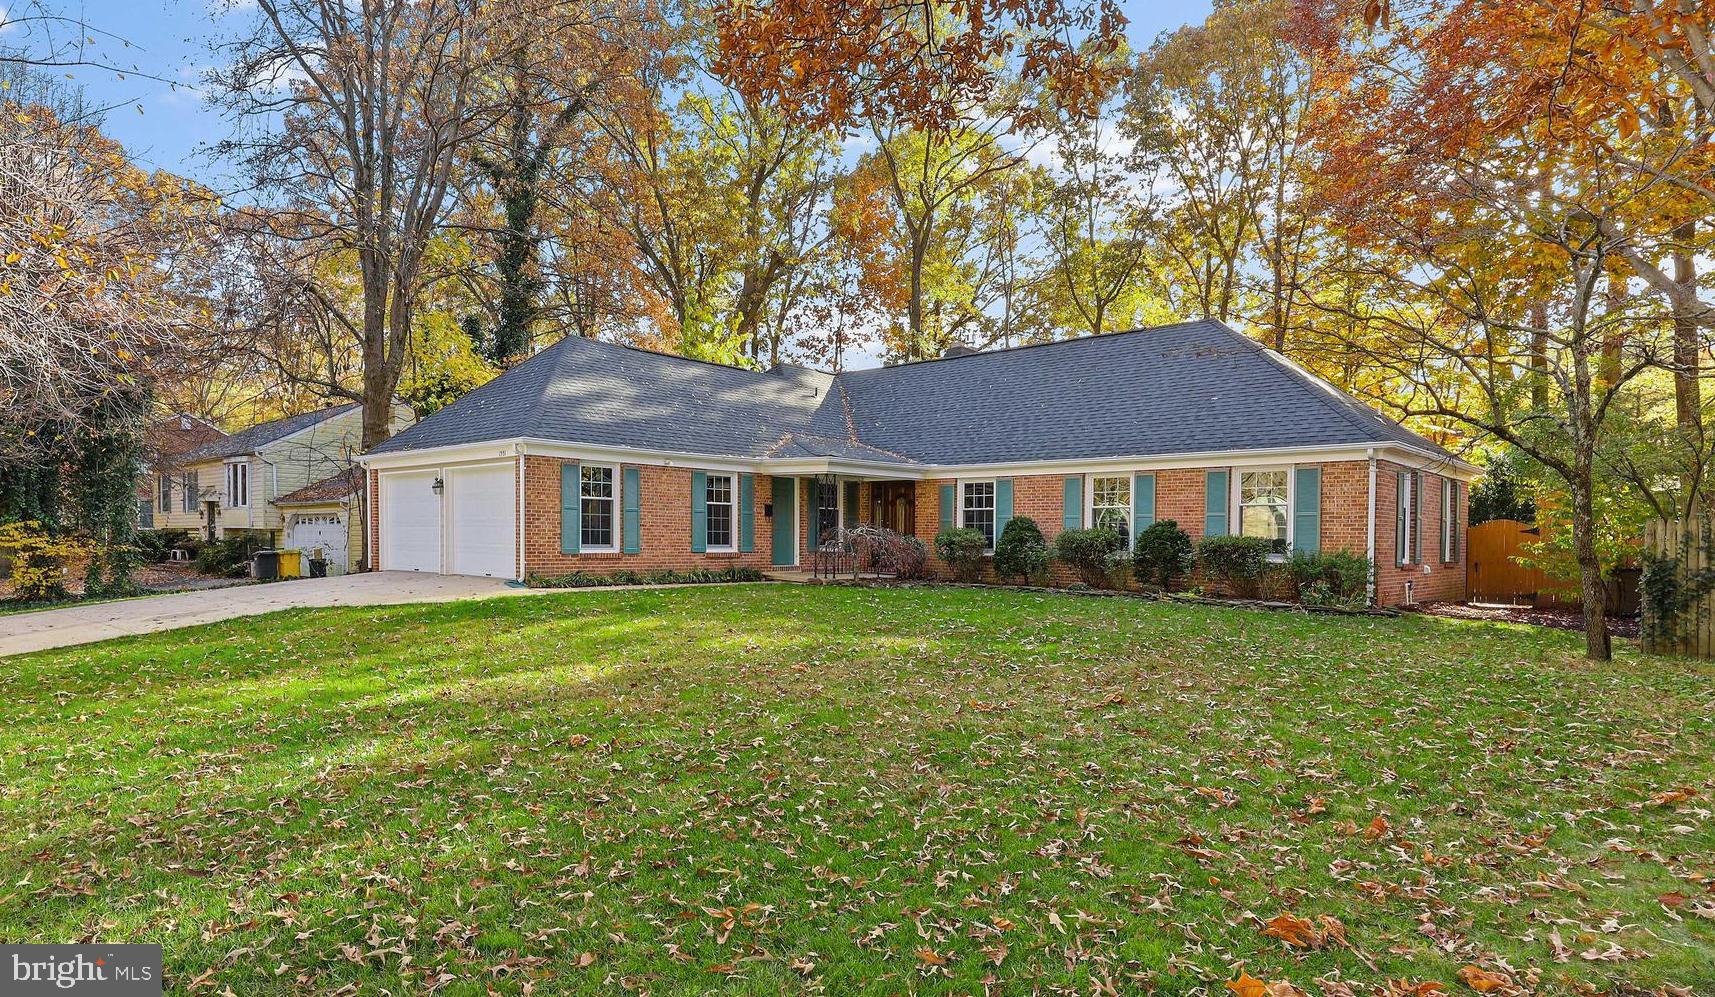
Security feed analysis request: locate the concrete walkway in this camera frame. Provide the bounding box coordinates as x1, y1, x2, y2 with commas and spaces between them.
1, 572, 532, 657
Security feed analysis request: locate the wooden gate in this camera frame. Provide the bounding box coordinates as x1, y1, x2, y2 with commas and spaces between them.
1467, 519, 1572, 606
1643, 518, 1714, 658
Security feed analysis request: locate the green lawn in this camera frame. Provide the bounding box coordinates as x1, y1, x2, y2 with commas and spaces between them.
2, 585, 1711, 995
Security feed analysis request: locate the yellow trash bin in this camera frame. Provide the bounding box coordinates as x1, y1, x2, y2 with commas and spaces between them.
277, 549, 303, 579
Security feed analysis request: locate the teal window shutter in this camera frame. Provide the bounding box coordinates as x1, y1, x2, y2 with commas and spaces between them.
1204, 470, 1229, 536
1062, 476, 1083, 532
1133, 473, 1156, 544
1293, 466, 1321, 555
995, 478, 1013, 534
691, 470, 708, 553
622, 466, 641, 554
739, 474, 755, 553
843, 480, 859, 530
939, 483, 955, 531
560, 462, 581, 555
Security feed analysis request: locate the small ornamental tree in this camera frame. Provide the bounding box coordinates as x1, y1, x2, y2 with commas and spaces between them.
992, 516, 1049, 584
1053, 526, 1124, 587
0, 521, 88, 602
1132, 519, 1194, 590
1196, 535, 1274, 598
935, 527, 988, 582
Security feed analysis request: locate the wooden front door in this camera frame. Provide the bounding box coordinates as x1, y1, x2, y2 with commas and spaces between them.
871, 482, 916, 536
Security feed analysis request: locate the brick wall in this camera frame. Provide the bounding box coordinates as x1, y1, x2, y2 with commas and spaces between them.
523, 456, 775, 577
1373, 459, 1467, 606
902, 461, 1464, 606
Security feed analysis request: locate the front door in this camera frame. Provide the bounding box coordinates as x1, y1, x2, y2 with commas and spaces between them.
203, 501, 218, 542
771, 476, 797, 566
871, 482, 916, 536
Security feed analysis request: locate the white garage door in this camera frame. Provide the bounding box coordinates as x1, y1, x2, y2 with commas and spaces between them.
382, 470, 442, 572
288, 513, 348, 573
449, 464, 516, 579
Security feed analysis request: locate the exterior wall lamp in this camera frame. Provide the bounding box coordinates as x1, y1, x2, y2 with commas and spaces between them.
432, 476, 444, 496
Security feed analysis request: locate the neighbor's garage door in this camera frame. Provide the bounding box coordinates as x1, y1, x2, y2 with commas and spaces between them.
382, 469, 442, 572
448, 464, 516, 578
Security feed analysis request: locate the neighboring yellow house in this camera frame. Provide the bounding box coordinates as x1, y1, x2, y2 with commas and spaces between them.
154, 403, 413, 567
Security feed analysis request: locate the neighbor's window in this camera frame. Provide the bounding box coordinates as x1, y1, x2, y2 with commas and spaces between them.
158, 473, 172, 513
961, 480, 996, 548
581, 465, 616, 550
181, 470, 198, 512
706, 473, 735, 549
1089, 475, 1131, 543
225, 461, 248, 508
1239, 469, 1289, 555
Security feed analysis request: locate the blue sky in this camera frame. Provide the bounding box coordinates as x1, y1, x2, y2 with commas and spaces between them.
37, 0, 1212, 185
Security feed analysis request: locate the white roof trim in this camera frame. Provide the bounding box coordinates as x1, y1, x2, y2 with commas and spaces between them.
360, 436, 1480, 480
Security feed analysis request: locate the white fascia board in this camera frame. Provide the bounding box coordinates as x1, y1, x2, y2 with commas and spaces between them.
359, 437, 1481, 481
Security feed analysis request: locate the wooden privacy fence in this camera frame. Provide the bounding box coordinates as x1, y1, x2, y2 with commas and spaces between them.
1643, 517, 1715, 658
1467, 519, 1575, 606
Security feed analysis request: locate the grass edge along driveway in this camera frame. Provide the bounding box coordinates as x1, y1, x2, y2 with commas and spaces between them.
1, 584, 1710, 995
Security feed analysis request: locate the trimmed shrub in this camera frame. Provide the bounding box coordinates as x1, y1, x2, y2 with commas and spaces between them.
992, 516, 1049, 584
1286, 550, 1373, 608
935, 527, 989, 582
1053, 526, 1125, 587
1132, 519, 1194, 590
1196, 535, 1275, 598
527, 566, 765, 589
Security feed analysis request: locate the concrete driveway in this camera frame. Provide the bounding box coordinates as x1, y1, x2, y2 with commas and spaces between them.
1, 572, 531, 657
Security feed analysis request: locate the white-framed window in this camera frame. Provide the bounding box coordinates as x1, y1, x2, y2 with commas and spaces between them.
157, 473, 172, 513
224, 461, 248, 508
706, 473, 735, 550
1088, 474, 1132, 545
1395, 470, 1417, 566
961, 480, 997, 548
580, 464, 618, 550
1440, 476, 1456, 563
181, 470, 198, 512
1238, 468, 1290, 556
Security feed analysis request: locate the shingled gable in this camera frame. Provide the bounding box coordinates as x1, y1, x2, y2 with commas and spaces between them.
366, 320, 1455, 468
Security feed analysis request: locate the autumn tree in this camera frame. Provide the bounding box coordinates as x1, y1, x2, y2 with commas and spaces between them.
1297, 0, 1702, 659
212, 0, 505, 449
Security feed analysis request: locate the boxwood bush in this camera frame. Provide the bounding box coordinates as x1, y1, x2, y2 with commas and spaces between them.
934, 527, 989, 582
1132, 519, 1194, 590
1052, 527, 1125, 587
1195, 535, 1275, 598
527, 567, 765, 589
1286, 550, 1372, 608
992, 516, 1049, 584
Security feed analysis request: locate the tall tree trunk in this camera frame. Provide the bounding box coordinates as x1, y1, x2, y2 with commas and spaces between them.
1599, 265, 1625, 389
1529, 301, 1550, 410
1673, 227, 1701, 431
1570, 469, 1611, 661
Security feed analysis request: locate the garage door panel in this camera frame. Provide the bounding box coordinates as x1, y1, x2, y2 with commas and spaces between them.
383, 471, 441, 573
449, 465, 515, 579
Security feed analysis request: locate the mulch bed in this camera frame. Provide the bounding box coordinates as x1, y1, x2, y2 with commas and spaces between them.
1416, 600, 1641, 638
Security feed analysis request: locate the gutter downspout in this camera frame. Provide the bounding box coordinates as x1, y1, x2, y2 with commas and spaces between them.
1365, 448, 1378, 606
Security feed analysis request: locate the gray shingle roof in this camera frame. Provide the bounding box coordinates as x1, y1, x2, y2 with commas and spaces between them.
180, 403, 361, 463
368, 321, 1450, 465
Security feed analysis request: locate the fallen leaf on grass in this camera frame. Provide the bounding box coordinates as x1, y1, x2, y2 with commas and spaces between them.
1226, 973, 1303, 997
1362, 815, 1392, 840
1385, 982, 1447, 996
1261, 912, 1347, 950
1649, 787, 1697, 806
915, 948, 947, 966
1455, 965, 1512, 993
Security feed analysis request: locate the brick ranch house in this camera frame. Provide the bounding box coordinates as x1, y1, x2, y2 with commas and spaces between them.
360, 320, 1479, 606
